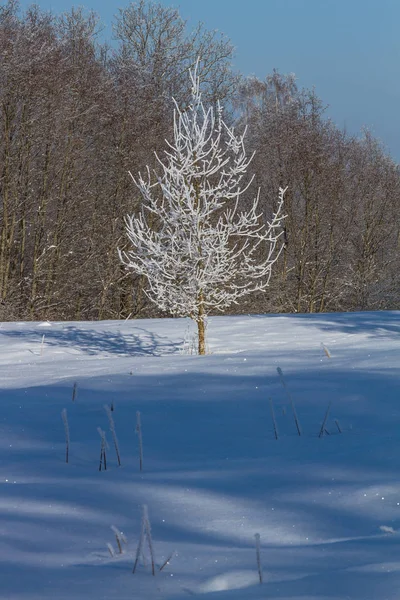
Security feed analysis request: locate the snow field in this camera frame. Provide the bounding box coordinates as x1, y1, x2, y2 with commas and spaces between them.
1, 312, 400, 600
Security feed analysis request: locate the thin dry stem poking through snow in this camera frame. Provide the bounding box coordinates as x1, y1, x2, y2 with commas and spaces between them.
255, 533, 262, 584
61, 408, 69, 464
97, 427, 108, 471
104, 405, 121, 466
111, 525, 127, 554
136, 411, 143, 472
277, 366, 302, 436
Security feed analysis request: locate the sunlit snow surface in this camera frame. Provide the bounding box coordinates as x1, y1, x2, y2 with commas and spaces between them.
1, 312, 400, 600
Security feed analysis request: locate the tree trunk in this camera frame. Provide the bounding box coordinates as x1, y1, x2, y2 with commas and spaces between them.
197, 318, 206, 356
197, 289, 206, 355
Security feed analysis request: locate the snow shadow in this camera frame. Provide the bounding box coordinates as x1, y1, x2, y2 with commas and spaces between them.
271, 310, 400, 339
2, 362, 400, 600
0, 324, 181, 356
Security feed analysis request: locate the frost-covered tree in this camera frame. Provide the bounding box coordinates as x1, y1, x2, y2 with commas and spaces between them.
119, 65, 286, 354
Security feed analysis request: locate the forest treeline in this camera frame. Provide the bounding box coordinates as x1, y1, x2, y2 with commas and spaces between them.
0, 0, 399, 321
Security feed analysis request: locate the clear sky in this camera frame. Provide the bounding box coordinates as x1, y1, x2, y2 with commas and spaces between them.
19, 0, 400, 162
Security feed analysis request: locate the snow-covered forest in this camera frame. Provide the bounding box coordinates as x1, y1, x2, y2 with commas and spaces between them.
0, 0, 399, 322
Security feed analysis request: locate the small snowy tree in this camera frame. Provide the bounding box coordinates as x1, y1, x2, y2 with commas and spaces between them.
119, 64, 286, 355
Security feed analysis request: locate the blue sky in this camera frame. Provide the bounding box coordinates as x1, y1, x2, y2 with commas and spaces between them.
19, 0, 400, 161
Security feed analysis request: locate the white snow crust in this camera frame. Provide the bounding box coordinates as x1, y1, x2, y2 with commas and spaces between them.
1, 311, 400, 599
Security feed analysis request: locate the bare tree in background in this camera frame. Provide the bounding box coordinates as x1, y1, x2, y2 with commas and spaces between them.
235, 71, 400, 315
0, 1, 399, 321
114, 0, 239, 108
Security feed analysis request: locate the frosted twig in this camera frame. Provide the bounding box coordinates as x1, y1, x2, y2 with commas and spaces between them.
97, 427, 108, 471
119, 62, 286, 355
159, 551, 176, 571
143, 505, 156, 576
111, 525, 126, 554
133, 506, 154, 574
132, 518, 145, 574
105, 404, 121, 466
